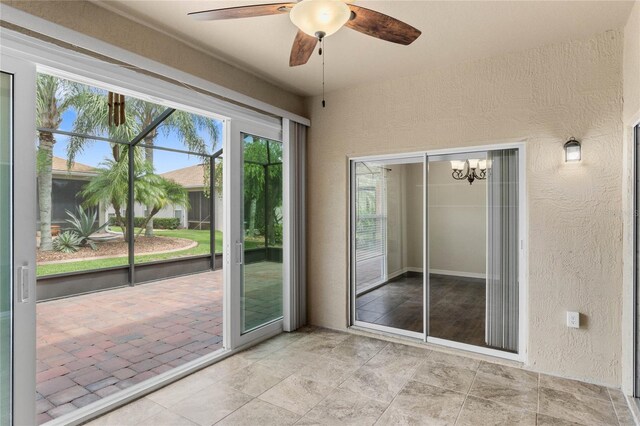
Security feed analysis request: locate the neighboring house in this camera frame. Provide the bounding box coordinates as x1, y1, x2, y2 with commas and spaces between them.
158, 163, 223, 232
47, 157, 222, 231
104, 162, 223, 231
38, 156, 103, 230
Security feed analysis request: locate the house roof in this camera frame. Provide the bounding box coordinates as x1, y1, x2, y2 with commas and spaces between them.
161, 164, 206, 188
52, 156, 96, 174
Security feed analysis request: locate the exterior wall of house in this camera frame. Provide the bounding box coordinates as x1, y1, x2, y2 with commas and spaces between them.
3, 0, 306, 117
105, 189, 224, 232
306, 30, 624, 387
622, 0, 640, 395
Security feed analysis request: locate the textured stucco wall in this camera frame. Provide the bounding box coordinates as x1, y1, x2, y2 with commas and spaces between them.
624, 1, 640, 125
2, 0, 306, 117
306, 30, 624, 386
622, 1, 640, 395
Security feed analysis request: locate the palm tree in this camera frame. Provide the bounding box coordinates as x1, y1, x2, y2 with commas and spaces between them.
35, 74, 84, 251
68, 90, 219, 236
81, 147, 189, 242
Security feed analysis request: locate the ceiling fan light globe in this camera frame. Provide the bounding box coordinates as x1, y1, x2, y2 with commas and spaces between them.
290, 0, 351, 38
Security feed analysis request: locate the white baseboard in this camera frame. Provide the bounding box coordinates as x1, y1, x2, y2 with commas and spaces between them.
387, 268, 410, 280
386, 267, 485, 280
430, 269, 486, 280
357, 267, 485, 297
387, 267, 424, 279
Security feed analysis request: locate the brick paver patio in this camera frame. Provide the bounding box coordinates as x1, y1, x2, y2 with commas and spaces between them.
36, 271, 223, 424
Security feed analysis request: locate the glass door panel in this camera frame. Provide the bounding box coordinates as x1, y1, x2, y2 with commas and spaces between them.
636, 124, 640, 398
2, 55, 37, 426
1, 70, 12, 426
352, 157, 425, 337
427, 154, 488, 347
241, 134, 283, 333
427, 150, 519, 353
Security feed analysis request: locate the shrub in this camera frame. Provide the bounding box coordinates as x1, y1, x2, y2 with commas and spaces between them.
65, 206, 108, 250
53, 231, 83, 253
109, 216, 180, 230
151, 218, 181, 230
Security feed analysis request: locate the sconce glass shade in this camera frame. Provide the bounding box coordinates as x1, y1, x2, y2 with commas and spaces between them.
478, 159, 487, 170
467, 158, 479, 169
564, 137, 581, 162
290, 0, 351, 38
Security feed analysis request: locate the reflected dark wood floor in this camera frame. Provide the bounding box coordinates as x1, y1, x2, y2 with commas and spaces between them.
355, 274, 486, 347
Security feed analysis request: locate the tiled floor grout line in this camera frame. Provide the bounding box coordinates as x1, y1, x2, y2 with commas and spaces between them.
251, 332, 386, 424
537, 372, 541, 416
368, 345, 431, 425
211, 335, 313, 426
338, 341, 395, 425
607, 387, 624, 426
453, 363, 479, 425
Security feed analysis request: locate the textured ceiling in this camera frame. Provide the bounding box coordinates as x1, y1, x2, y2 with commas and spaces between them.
95, 1, 634, 96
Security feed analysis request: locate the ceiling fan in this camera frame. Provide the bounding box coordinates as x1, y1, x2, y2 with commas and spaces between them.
188, 0, 422, 67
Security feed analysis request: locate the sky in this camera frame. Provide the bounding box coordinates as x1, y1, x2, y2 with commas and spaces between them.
52, 99, 223, 175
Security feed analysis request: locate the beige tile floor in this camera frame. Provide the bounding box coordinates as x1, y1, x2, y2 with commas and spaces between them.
87, 327, 637, 426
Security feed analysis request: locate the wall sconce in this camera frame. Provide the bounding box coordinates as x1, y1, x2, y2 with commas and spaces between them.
564, 137, 581, 162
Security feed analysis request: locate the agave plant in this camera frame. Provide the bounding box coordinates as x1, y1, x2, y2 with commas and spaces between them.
64, 206, 108, 250
53, 231, 83, 253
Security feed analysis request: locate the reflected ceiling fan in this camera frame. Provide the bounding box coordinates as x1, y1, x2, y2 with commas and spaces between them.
188, 0, 422, 67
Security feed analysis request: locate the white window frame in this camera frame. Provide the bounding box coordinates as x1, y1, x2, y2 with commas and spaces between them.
348, 141, 528, 363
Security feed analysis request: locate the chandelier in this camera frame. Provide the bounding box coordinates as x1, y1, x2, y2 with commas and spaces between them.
450, 159, 487, 185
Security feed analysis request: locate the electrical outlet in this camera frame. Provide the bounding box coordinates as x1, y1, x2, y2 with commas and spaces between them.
567, 311, 580, 329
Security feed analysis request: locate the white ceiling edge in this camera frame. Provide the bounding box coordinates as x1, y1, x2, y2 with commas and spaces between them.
89, 0, 305, 96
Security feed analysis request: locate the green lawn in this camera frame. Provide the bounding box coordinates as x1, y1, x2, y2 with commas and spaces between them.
37, 228, 225, 277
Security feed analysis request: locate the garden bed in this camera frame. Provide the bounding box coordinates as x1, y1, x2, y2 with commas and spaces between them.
38, 235, 196, 263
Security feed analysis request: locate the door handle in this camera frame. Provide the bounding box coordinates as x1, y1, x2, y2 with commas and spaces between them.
15, 265, 29, 303
236, 242, 244, 265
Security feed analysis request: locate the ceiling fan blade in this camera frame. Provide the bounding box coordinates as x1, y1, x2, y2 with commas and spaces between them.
345, 5, 421, 45
290, 30, 318, 67
189, 3, 295, 21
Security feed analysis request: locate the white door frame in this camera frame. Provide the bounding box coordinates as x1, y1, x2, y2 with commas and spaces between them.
2, 53, 38, 426
226, 119, 285, 349
348, 142, 528, 363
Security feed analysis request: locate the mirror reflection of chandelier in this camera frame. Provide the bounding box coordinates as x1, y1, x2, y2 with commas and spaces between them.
450, 159, 487, 185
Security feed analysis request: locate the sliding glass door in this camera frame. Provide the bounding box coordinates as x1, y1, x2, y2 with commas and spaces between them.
227, 120, 285, 347
427, 153, 488, 347
1, 55, 37, 426
240, 134, 283, 333
426, 150, 519, 353
351, 156, 426, 339
350, 146, 522, 358
0, 70, 11, 426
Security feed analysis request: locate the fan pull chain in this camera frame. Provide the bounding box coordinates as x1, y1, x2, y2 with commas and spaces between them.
320, 37, 326, 108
